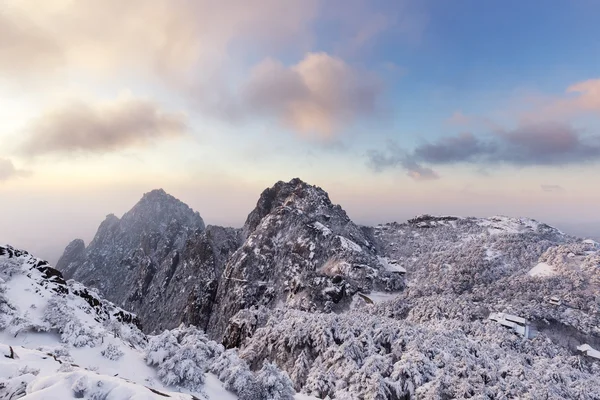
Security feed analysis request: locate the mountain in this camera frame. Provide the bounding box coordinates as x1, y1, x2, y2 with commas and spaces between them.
0, 244, 311, 400
55, 189, 232, 333
224, 216, 600, 399
58, 179, 404, 338
210, 178, 404, 340
51, 179, 600, 399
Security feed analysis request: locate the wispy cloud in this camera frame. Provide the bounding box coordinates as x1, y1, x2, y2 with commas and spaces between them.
20, 96, 187, 155
368, 122, 600, 180
0, 158, 31, 182
367, 142, 439, 180
0, 0, 319, 80
527, 79, 600, 122
541, 184, 565, 193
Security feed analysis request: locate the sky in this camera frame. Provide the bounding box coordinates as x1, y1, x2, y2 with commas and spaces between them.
2, 0, 600, 263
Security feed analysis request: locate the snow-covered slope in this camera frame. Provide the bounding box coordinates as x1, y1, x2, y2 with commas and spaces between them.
0, 244, 310, 400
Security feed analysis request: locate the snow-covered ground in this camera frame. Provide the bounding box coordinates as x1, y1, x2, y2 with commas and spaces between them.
0, 245, 317, 400
528, 262, 557, 277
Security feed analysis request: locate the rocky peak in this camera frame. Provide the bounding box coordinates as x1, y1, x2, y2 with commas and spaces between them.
56, 238, 86, 279
209, 178, 403, 339
122, 189, 205, 233
55, 190, 209, 331
243, 178, 345, 237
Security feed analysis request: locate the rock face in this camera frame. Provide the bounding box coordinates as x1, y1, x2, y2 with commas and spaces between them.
56, 238, 86, 277
57, 179, 404, 338
135, 225, 243, 333
209, 178, 404, 339
56, 189, 212, 332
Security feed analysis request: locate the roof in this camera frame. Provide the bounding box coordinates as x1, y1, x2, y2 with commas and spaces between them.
578, 344, 600, 359
490, 312, 527, 325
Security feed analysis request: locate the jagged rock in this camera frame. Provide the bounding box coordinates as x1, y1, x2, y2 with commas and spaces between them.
56, 238, 86, 279
57, 179, 404, 338
55, 189, 209, 333
132, 225, 243, 334
208, 178, 404, 339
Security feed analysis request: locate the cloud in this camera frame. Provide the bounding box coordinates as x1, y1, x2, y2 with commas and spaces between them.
0, 159, 31, 182
368, 121, 600, 180
0, 12, 63, 77
446, 111, 472, 126
20, 97, 187, 155
525, 79, 600, 122
413, 132, 491, 164
367, 142, 439, 181
0, 0, 319, 80
541, 185, 565, 193
494, 122, 600, 165
401, 159, 440, 181
321, 0, 428, 56
240, 52, 382, 138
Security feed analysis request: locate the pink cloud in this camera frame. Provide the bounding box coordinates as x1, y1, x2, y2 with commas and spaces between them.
523, 78, 600, 122
241, 53, 382, 139
446, 111, 472, 126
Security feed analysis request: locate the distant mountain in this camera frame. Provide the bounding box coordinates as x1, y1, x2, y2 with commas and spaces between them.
55, 189, 232, 333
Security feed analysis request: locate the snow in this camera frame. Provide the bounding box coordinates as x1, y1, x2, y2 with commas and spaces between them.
528, 262, 557, 277
337, 236, 362, 252
484, 247, 502, 261
311, 222, 331, 237
366, 291, 400, 303
0, 245, 316, 400
377, 256, 406, 273
577, 344, 600, 360
477, 216, 543, 235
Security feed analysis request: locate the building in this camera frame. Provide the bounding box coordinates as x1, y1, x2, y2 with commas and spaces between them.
489, 312, 535, 339
548, 296, 561, 306
577, 344, 600, 360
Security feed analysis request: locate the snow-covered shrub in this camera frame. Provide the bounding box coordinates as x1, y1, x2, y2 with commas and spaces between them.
255, 362, 295, 400
43, 297, 100, 347
210, 349, 262, 400
238, 308, 600, 399
145, 324, 223, 390
0, 279, 11, 330
101, 343, 124, 360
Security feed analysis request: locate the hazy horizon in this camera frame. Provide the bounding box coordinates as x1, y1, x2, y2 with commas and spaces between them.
3, 179, 598, 266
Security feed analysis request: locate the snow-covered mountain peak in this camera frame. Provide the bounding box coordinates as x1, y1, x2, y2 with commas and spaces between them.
209, 179, 403, 339
243, 178, 341, 237
54, 189, 215, 334
123, 188, 205, 232
475, 215, 561, 235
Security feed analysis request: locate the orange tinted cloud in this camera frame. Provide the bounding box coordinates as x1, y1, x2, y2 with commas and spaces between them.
242, 53, 382, 138
1, 0, 319, 78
